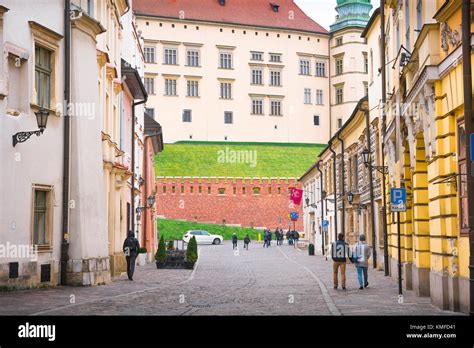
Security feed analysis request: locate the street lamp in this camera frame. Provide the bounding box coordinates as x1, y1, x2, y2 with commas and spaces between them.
305, 196, 317, 209
347, 191, 354, 204
136, 195, 155, 213
12, 108, 50, 146
362, 147, 389, 175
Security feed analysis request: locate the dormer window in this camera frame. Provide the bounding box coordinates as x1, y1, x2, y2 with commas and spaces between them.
270, 3, 279, 12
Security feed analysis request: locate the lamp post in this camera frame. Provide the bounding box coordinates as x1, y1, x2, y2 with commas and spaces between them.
347, 191, 354, 205
136, 195, 155, 214
12, 108, 50, 146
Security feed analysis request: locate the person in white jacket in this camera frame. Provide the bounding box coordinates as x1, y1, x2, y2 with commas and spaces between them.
355, 234, 371, 290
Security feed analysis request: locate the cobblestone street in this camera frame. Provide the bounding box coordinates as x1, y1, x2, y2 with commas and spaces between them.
0, 242, 464, 316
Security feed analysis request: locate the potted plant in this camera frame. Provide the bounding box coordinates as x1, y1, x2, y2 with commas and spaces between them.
155, 235, 167, 268
137, 247, 147, 266
308, 243, 315, 256
185, 236, 198, 269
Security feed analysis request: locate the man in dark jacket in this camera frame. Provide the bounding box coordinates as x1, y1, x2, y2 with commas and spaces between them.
123, 231, 140, 281
331, 233, 349, 290
244, 234, 250, 250
286, 230, 292, 245
293, 230, 300, 248
267, 230, 272, 247
232, 233, 238, 250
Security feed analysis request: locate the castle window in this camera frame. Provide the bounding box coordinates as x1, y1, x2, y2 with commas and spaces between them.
218, 188, 226, 195
253, 187, 261, 195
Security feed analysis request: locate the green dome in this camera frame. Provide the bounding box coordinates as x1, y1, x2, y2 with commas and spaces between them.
330, 0, 373, 33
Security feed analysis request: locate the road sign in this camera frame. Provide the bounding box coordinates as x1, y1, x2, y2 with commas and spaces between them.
390, 188, 406, 212
321, 220, 329, 227
470, 133, 474, 161
289, 212, 299, 221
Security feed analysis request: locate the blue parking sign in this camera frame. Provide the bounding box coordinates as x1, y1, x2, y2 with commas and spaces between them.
390, 188, 406, 212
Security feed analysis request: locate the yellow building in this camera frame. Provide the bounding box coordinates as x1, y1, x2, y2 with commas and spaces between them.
379, 0, 470, 313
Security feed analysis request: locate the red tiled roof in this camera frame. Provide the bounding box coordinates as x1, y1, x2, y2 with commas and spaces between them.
133, 0, 328, 34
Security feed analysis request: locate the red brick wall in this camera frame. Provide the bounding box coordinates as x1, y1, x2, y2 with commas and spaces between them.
155, 177, 303, 231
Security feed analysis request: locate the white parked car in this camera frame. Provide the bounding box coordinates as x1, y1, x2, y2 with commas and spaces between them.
183, 230, 223, 245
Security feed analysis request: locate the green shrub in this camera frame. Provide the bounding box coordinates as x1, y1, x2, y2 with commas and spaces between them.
186, 236, 198, 263
308, 243, 315, 256
138, 247, 147, 254
155, 235, 167, 263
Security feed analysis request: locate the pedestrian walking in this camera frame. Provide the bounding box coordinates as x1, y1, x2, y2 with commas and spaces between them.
123, 231, 140, 281
293, 230, 300, 248
331, 233, 349, 290
354, 234, 371, 290
274, 228, 280, 246
267, 230, 272, 247
263, 229, 268, 248
232, 233, 238, 250
286, 229, 292, 245
244, 234, 250, 250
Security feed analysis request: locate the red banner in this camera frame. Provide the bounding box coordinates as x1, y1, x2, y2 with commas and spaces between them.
289, 188, 303, 205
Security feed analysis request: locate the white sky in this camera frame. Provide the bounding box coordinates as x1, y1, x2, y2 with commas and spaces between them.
294, 0, 338, 31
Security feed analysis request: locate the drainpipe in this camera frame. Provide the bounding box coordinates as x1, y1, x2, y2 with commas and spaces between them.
365, 108, 378, 269
316, 161, 325, 255
337, 133, 346, 238
380, 0, 390, 276
131, 99, 147, 238
328, 140, 338, 241
461, 0, 474, 315
60, 0, 71, 286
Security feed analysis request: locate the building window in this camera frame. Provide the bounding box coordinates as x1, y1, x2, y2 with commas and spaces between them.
315, 62, 326, 77
364, 82, 368, 96
219, 52, 233, 69
251, 69, 263, 85
270, 100, 282, 116
164, 78, 177, 96
224, 111, 233, 124
405, 0, 411, 51
186, 49, 200, 66
187, 80, 199, 97
313, 115, 320, 126
144, 77, 155, 95
336, 36, 343, 46
270, 70, 281, 86
251, 51, 263, 61
35, 46, 52, 108
299, 59, 310, 75
220, 82, 232, 99
144, 46, 156, 63
416, 0, 423, 32
269, 53, 282, 62
304, 88, 312, 104
145, 108, 155, 118
364, 53, 368, 73
182, 109, 192, 122
337, 118, 342, 129
252, 99, 264, 115
164, 48, 178, 65
316, 89, 323, 105
335, 86, 343, 104
335, 58, 343, 75
33, 188, 51, 246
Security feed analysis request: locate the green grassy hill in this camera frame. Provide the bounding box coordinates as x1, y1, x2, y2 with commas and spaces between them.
155, 141, 325, 178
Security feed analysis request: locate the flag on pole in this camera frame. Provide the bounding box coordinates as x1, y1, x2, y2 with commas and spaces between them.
289, 187, 303, 205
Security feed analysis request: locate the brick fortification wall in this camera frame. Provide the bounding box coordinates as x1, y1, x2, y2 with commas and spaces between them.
156, 177, 303, 231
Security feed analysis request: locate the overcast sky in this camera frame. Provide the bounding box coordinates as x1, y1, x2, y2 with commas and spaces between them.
295, 0, 376, 31
294, 0, 338, 31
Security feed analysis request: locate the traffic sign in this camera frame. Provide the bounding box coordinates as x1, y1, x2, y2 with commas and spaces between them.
321, 220, 329, 227
390, 188, 406, 212
289, 212, 299, 221
470, 133, 474, 161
